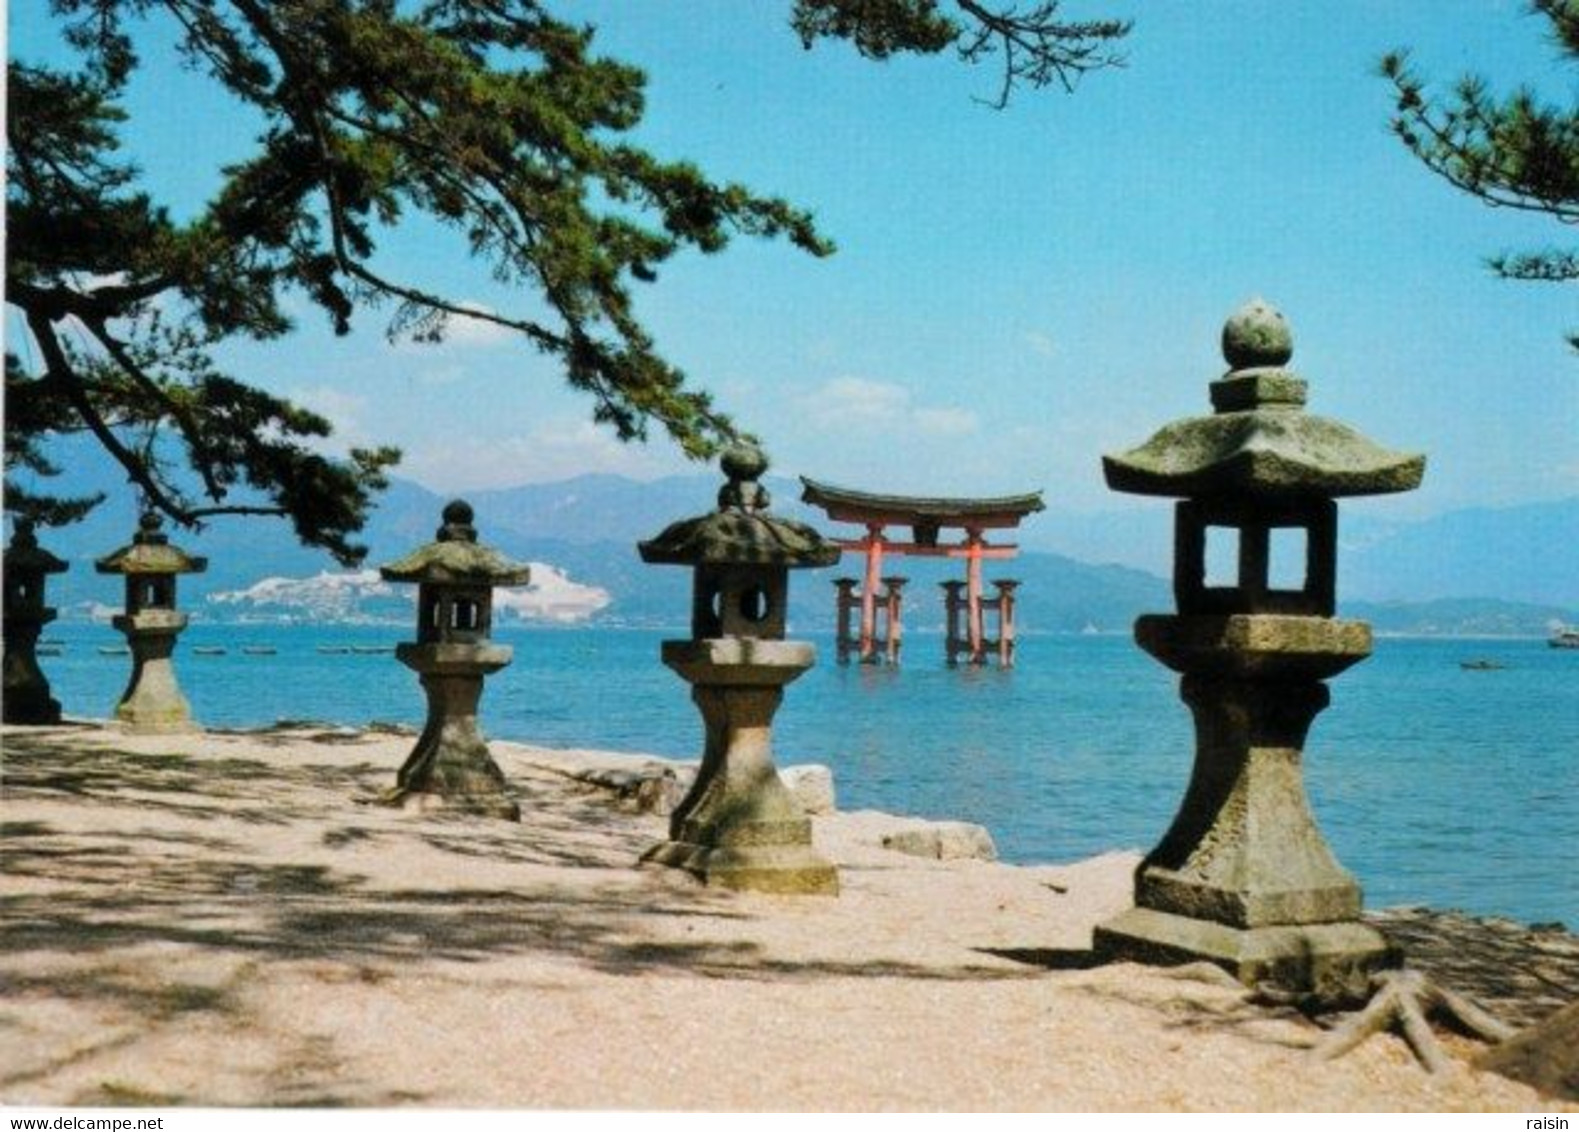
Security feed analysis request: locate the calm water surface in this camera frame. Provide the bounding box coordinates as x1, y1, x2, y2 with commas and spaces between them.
32, 622, 1579, 926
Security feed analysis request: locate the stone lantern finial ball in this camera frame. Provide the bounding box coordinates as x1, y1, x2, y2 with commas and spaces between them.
1222, 299, 1293, 370
720, 443, 769, 482
133, 511, 168, 544
437, 499, 477, 542
717, 444, 771, 512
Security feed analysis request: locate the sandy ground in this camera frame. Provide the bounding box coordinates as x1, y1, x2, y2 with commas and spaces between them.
1, 720, 1574, 1112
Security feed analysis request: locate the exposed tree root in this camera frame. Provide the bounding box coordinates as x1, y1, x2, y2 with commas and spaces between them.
1315, 968, 1516, 1073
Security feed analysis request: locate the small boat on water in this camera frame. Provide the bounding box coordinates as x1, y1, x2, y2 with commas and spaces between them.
96, 646, 130, 656
1550, 625, 1579, 649
350, 645, 395, 655
194, 646, 228, 656
241, 646, 278, 656
1459, 659, 1506, 671
317, 645, 353, 655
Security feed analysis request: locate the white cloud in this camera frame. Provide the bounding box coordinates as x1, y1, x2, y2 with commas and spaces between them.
394, 301, 514, 352
808, 377, 912, 426
401, 418, 690, 491
913, 406, 980, 436
443, 302, 514, 348
798, 376, 978, 437
288, 385, 371, 446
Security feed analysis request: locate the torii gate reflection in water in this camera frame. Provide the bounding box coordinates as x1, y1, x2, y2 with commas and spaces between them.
799, 478, 1045, 667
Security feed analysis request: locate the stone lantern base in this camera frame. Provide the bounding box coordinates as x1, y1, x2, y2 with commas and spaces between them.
644, 639, 838, 895
383, 642, 520, 821
111, 612, 199, 734
1094, 613, 1396, 1005
4, 681, 62, 726
4, 616, 62, 725
1094, 907, 1394, 1004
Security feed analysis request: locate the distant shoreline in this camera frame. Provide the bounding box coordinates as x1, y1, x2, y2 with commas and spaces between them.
36, 618, 1572, 642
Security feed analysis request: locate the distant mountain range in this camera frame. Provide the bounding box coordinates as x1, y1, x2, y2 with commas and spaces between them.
1030, 497, 1579, 610
18, 441, 1578, 636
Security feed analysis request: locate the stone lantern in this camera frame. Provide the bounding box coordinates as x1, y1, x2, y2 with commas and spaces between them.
95, 511, 208, 733
3, 519, 70, 724
1092, 300, 1425, 1003
638, 444, 842, 894
379, 500, 530, 820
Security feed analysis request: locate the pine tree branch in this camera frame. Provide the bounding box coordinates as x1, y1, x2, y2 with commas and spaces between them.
25, 307, 187, 521
79, 314, 229, 503
955, 1, 1130, 108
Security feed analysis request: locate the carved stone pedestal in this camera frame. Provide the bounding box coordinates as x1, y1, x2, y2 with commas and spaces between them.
643, 639, 838, 895
1096, 907, 1393, 1005
111, 611, 199, 734
1094, 614, 1395, 1003
4, 519, 68, 725
385, 642, 520, 821
4, 612, 61, 725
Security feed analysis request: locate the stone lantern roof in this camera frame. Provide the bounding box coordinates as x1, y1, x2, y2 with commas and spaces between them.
95, 512, 208, 575
5, 519, 68, 576
1103, 299, 1426, 499
639, 445, 841, 569
379, 500, 531, 586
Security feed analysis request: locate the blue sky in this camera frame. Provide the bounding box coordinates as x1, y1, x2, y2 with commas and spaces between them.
8, 0, 1578, 520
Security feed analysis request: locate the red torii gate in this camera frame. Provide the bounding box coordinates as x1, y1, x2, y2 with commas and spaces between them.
799, 478, 1045, 667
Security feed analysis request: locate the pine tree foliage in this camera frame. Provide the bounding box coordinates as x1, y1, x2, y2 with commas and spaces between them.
7, 1, 1127, 562
793, 0, 1130, 109
1383, 0, 1579, 344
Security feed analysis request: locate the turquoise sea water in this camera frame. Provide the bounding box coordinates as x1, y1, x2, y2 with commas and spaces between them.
28, 621, 1579, 927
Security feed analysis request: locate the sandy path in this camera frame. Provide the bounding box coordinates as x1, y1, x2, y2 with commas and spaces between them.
0, 722, 1571, 1111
